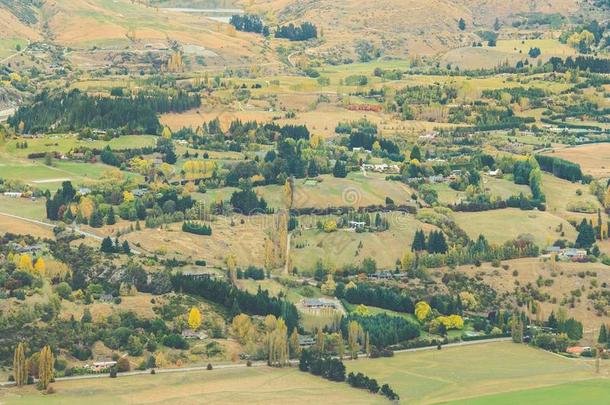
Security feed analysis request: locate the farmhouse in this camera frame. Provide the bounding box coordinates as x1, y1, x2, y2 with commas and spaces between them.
302, 298, 338, 310
3, 192, 23, 198
559, 248, 587, 260
297, 335, 316, 348
181, 329, 207, 340
368, 271, 394, 280
89, 361, 116, 372
348, 221, 366, 230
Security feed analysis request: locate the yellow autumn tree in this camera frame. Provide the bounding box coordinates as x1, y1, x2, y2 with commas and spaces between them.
78, 196, 95, 221
188, 306, 202, 330
414, 301, 432, 322
123, 190, 135, 203
34, 257, 46, 276
38, 346, 54, 389
13, 342, 27, 387
162, 126, 172, 139
18, 254, 34, 272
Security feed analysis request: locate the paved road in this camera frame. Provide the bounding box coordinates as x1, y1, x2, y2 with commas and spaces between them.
0, 337, 512, 387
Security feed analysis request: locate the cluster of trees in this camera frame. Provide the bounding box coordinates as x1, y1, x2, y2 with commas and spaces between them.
547, 56, 610, 74
182, 221, 212, 236
412, 230, 448, 254
403, 234, 540, 270
347, 372, 400, 401
100, 237, 131, 254
8, 89, 200, 134
342, 313, 420, 347
12, 343, 54, 390
275, 22, 317, 41
45, 181, 75, 221
482, 87, 546, 107
229, 14, 269, 36
236, 266, 265, 280
171, 274, 299, 331
229, 187, 269, 215
298, 350, 345, 381
342, 284, 414, 313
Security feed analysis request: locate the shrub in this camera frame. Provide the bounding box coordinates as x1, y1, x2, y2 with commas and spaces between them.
207, 363, 213, 370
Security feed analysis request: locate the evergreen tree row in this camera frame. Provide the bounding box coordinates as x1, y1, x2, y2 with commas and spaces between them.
412, 229, 448, 254
182, 221, 212, 236
229, 14, 269, 36
275, 22, 317, 41
9, 89, 200, 134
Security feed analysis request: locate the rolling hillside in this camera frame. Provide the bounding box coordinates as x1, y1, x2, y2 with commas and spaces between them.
251, 0, 581, 55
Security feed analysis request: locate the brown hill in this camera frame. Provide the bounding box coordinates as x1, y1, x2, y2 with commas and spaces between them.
251, 0, 580, 55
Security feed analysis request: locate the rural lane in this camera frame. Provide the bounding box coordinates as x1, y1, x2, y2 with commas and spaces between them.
0, 338, 512, 387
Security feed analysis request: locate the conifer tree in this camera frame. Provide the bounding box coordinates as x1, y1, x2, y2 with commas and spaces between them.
598, 324, 608, 344
411, 230, 426, 251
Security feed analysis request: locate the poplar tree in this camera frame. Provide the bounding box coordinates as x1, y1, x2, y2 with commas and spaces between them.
38, 346, 54, 390
13, 342, 27, 387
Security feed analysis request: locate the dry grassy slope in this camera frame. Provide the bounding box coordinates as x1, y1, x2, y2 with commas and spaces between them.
0, 8, 41, 40
0, 0, 277, 68
252, 0, 579, 55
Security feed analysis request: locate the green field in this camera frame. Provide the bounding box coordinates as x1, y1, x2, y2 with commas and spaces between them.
444, 379, 610, 405
0, 38, 27, 59
0, 196, 45, 220
453, 208, 577, 247
0, 366, 383, 405
481, 176, 531, 199
3, 134, 157, 158
0, 159, 141, 190
345, 341, 597, 405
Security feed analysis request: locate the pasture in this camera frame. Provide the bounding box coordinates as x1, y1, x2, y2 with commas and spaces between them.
0, 367, 382, 405
0, 38, 26, 59
3, 134, 157, 158
445, 379, 610, 405
452, 208, 577, 247
290, 214, 437, 271
0, 195, 46, 219
541, 173, 603, 223
345, 341, 597, 405
122, 214, 270, 268
546, 143, 610, 178
292, 173, 414, 209
481, 175, 530, 199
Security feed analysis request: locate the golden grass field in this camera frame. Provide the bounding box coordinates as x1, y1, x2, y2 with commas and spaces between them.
122, 214, 270, 268
546, 144, 610, 178
290, 214, 438, 271
292, 173, 415, 209
0, 367, 384, 405
452, 208, 577, 247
